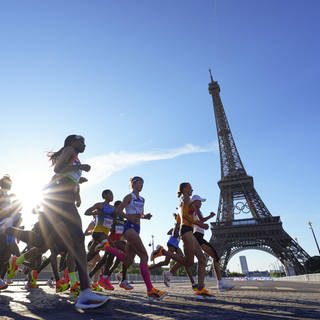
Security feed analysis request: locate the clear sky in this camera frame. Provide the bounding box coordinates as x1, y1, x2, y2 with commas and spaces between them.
0, 0, 319, 273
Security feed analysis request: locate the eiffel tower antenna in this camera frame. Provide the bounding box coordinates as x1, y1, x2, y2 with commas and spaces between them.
209, 68, 214, 82
208, 75, 310, 275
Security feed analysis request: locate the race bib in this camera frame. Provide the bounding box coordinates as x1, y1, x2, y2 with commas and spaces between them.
115, 225, 124, 234
102, 217, 113, 228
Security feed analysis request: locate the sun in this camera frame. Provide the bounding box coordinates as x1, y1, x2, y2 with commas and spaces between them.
11, 172, 49, 228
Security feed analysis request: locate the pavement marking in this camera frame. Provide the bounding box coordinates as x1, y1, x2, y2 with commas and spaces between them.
274, 287, 297, 291
239, 286, 259, 289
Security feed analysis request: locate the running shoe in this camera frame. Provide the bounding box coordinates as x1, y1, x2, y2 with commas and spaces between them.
218, 281, 234, 292
56, 278, 70, 293
147, 287, 167, 300
24, 281, 39, 290
98, 275, 114, 291
7, 255, 18, 279
91, 282, 103, 292
194, 287, 214, 299
119, 279, 134, 290
47, 279, 55, 288
0, 279, 8, 290
150, 245, 164, 260
162, 271, 171, 287
75, 289, 110, 310
70, 281, 81, 298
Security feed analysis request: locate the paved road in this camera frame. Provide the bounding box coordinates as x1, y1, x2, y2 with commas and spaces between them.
1, 279, 320, 320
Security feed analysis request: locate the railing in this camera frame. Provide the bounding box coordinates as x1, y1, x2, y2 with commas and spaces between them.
212, 216, 281, 228
272, 273, 320, 282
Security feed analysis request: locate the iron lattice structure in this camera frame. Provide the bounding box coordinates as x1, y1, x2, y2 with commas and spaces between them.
208, 72, 310, 275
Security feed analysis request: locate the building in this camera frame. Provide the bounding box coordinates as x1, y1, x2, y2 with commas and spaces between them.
239, 256, 249, 275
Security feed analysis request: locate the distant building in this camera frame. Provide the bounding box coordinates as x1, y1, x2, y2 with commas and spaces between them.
239, 256, 249, 274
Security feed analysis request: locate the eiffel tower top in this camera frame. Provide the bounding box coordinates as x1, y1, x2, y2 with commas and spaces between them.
208, 71, 272, 220
208, 70, 247, 180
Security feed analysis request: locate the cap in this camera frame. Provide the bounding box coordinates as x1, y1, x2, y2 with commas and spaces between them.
190, 195, 206, 203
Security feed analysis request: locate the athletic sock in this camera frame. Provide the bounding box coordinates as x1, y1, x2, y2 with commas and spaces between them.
64, 268, 70, 282
69, 271, 78, 287
105, 247, 125, 261
31, 270, 38, 285
139, 262, 153, 291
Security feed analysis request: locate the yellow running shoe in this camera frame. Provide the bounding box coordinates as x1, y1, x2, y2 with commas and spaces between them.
91, 282, 103, 292
147, 287, 167, 300
70, 281, 81, 298
55, 278, 70, 293
7, 256, 18, 279
194, 287, 215, 300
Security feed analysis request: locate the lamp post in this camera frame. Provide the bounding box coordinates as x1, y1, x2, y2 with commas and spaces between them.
308, 221, 320, 255
149, 235, 155, 261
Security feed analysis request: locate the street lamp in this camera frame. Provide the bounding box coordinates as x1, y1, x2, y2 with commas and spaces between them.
149, 235, 155, 261
308, 221, 320, 255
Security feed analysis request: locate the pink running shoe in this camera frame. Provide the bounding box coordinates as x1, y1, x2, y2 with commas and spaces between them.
98, 275, 114, 291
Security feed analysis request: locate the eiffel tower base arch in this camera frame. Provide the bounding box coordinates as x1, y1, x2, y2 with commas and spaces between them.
210, 216, 310, 276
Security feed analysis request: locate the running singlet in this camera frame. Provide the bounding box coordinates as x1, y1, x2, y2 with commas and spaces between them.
180, 200, 196, 227
65, 155, 82, 183
93, 203, 114, 235
125, 192, 145, 215
193, 213, 204, 234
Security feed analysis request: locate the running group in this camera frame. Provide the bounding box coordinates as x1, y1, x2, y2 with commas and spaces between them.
0, 134, 233, 310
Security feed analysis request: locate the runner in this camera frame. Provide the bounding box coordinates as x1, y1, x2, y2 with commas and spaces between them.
191, 194, 234, 292
84, 189, 114, 262
149, 213, 195, 288
6, 204, 78, 294
84, 219, 103, 292
151, 182, 213, 299
90, 200, 130, 290
8, 135, 109, 309
0, 175, 22, 290
113, 176, 167, 299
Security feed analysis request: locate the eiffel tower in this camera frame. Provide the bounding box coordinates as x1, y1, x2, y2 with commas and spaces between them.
208, 70, 310, 275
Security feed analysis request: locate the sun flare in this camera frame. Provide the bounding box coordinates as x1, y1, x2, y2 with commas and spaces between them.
12, 172, 49, 228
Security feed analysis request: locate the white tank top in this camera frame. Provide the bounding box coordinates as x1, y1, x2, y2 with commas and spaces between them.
125, 192, 145, 215
193, 213, 205, 234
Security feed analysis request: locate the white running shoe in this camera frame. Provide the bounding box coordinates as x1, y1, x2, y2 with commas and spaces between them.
75, 289, 110, 310
162, 271, 171, 287
218, 281, 234, 292
119, 279, 134, 290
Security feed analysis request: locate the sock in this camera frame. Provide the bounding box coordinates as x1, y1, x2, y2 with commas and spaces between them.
16, 254, 25, 265
105, 247, 125, 261
69, 271, 78, 287
31, 270, 38, 285
64, 268, 70, 282
139, 262, 153, 292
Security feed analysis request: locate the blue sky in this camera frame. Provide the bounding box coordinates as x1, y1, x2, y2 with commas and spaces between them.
0, 0, 319, 273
